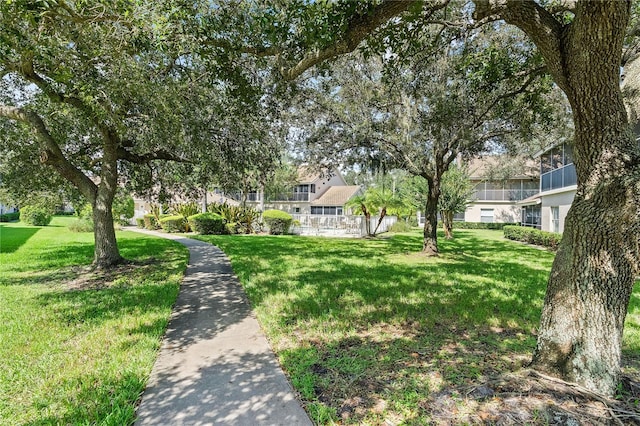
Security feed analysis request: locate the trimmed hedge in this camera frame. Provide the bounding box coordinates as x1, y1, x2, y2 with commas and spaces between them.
389, 221, 413, 233
188, 213, 225, 235
452, 221, 518, 230
143, 214, 159, 230
263, 209, 293, 235
20, 205, 52, 226
0, 212, 20, 222
503, 225, 562, 250
136, 217, 145, 228
159, 215, 187, 233
143, 213, 169, 230
68, 218, 94, 233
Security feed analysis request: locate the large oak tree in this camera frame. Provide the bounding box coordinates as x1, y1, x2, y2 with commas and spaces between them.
208, 0, 640, 396
0, 1, 279, 267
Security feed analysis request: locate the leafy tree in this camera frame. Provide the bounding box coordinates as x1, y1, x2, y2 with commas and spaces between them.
345, 185, 405, 237
111, 189, 134, 226
0, 2, 280, 267
216, 0, 640, 395
344, 193, 374, 236
290, 26, 552, 255
438, 165, 473, 239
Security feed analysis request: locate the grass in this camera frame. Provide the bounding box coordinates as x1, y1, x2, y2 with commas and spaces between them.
193, 229, 640, 424
0, 216, 188, 425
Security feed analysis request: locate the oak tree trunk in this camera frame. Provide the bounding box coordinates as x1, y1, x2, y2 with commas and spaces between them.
91, 140, 124, 268
92, 193, 123, 268
511, 2, 640, 396
422, 178, 440, 255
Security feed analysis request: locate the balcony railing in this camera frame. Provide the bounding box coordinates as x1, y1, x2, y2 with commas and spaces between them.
268, 192, 310, 202
471, 189, 538, 202
541, 163, 577, 192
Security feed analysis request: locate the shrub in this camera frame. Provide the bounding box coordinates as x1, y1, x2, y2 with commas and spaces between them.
452, 222, 518, 230
172, 202, 200, 218
208, 202, 260, 234
188, 213, 225, 235
225, 222, 240, 235
503, 225, 562, 250
262, 209, 293, 235
143, 213, 160, 230
19, 205, 52, 226
68, 218, 94, 233
112, 192, 134, 226
136, 217, 145, 228
160, 215, 187, 233
389, 221, 413, 233
0, 212, 20, 222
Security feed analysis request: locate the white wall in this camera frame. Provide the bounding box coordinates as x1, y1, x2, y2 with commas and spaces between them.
464, 202, 520, 223
540, 189, 576, 233
309, 173, 347, 202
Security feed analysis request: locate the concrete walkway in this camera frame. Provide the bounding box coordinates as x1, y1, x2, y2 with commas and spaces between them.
131, 229, 312, 426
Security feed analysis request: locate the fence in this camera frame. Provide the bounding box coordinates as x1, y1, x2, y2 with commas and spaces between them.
290, 214, 397, 237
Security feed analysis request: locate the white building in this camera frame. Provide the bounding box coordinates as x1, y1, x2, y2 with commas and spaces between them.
518, 142, 577, 233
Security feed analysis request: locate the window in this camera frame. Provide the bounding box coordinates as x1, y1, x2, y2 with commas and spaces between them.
551, 206, 560, 233
293, 207, 301, 213
521, 205, 541, 229
311, 206, 342, 215
480, 209, 494, 223
540, 143, 577, 192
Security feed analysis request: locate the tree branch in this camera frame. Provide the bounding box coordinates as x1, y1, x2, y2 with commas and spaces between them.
116, 147, 190, 164
280, 0, 427, 80
0, 105, 98, 200
471, 65, 547, 129
473, 0, 568, 91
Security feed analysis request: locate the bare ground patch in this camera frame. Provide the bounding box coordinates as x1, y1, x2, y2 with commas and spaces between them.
62, 258, 160, 291
298, 321, 640, 425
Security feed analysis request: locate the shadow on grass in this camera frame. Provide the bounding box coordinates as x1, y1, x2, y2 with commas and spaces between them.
0, 226, 41, 253
200, 231, 550, 333
3, 235, 186, 285
23, 371, 144, 426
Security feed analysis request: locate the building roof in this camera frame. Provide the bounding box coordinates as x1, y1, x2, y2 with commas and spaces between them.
311, 186, 361, 206
516, 193, 542, 206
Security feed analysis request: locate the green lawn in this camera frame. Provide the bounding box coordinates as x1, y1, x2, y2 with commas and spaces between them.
0, 216, 188, 425
194, 229, 640, 424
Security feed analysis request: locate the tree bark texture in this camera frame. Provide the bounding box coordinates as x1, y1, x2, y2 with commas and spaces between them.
422, 177, 440, 255
92, 140, 124, 268
475, 0, 640, 395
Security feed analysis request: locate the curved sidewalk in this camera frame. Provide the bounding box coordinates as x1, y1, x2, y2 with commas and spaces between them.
131, 228, 312, 426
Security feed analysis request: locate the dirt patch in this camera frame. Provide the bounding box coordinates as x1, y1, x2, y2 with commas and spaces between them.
300, 320, 640, 424
62, 258, 160, 291
428, 370, 640, 425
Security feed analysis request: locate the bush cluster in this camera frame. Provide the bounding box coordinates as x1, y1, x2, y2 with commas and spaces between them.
136, 218, 145, 228
262, 209, 292, 235
0, 212, 20, 222
389, 221, 413, 233
159, 215, 187, 233
452, 222, 518, 230
503, 225, 562, 250
143, 214, 161, 230
188, 213, 225, 235
68, 218, 94, 233
207, 202, 260, 234
20, 205, 53, 226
